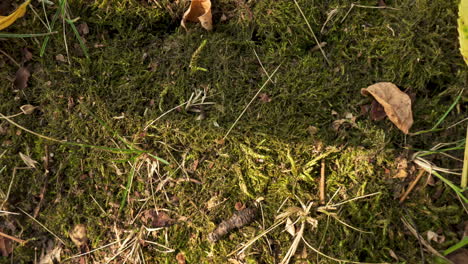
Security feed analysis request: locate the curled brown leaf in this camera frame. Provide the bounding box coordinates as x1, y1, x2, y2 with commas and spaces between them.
361, 82, 413, 134
13, 67, 30, 90
181, 0, 212, 31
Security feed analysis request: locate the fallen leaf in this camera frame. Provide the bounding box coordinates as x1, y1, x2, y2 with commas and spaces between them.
258, 93, 271, 103
13, 67, 30, 90
19, 152, 38, 168
0, 236, 12, 257
234, 202, 245, 211
427, 230, 445, 244
176, 252, 186, 264
69, 224, 88, 248
38, 241, 62, 264
20, 104, 36, 115
307, 125, 318, 135
55, 54, 67, 63
393, 156, 408, 178
77, 22, 89, 36
141, 210, 175, 228
0, 0, 30, 30
447, 248, 468, 264
181, 0, 212, 31
370, 99, 387, 121
361, 82, 413, 134
21, 47, 32, 62
285, 217, 296, 236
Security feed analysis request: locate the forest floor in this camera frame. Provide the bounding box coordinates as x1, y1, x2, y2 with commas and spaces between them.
0, 0, 467, 263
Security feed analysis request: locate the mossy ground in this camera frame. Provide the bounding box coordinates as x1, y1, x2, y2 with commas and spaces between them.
0, 0, 467, 263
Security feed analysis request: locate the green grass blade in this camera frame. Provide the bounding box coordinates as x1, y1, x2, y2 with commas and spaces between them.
431, 170, 468, 203
66, 18, 89, 59
412, 90, 463, 136
119, 160, 137, 214
40, 7, 62, 57
443, 236, 468, 255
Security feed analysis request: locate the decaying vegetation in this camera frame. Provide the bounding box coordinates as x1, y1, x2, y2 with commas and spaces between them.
0, 0, 467, 263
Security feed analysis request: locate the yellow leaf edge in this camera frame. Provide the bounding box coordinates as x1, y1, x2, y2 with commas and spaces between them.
0, 0, 32, 31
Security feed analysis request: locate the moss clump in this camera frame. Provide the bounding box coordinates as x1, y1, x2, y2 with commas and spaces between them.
0, 0, 466, 263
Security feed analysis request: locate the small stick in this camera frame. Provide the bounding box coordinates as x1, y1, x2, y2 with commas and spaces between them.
0, 49, 20, 67
399, 170, 425, 203
319, 159, 326, 205
293, 0, 330, 66
223, 64, 281, 140
401, 217, 446, 260
0, 231, 26, 245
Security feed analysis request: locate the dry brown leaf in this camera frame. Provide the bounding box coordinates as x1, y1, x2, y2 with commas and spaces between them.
426, 230, 445, 244
19, 152, 38, 168
0, 236, 11, 257
393, 157, 408, 178
20, 104, 36, 115
285, 217, 296, 237
38, 241, 62, 264
141, 210, 175, 228
258, 93, 271, 103
181, 0, 212, 31
176, 252, 186, 264
69, 224, 88, 248
361, 82, 413, 134
13, 67, 30, 90
21, 47, 32, 62
55, 54, 67, 63
234, 202, 245, 211
77, 22, 89, 36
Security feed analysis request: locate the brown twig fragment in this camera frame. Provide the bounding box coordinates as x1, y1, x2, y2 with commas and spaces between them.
399, 169, 425, 203
401, 217, 447, 260
208, 207, 257, 243
0, 231, 26, 245
319, 159, 326, 205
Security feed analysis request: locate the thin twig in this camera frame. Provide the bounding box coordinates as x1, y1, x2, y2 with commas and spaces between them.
0, 231, 26, 244
293, 0, 330, 65
399, 170, 425, 203
341, 3, 399, 24
17, 208, 66, 245
331, 192, 380, 207
0, 49, 20, 67
319, 159, 326, 205
253, 49, 275, 84
223, 64, 281, 140
401, 217, 446, 260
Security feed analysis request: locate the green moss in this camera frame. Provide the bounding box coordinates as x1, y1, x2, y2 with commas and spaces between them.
0, 0, 467, 263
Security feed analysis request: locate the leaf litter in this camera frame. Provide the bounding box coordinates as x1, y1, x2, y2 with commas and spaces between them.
181, 0, 212, 31
361, 82, 413, 134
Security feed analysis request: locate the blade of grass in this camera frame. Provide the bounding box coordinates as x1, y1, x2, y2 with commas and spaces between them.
0, 112, 141, 154
66, 18, 89, 59
119, 160, 137, 214
412, 90, 463, 135
443, 236, 468, 256
40, 7, 62, 57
